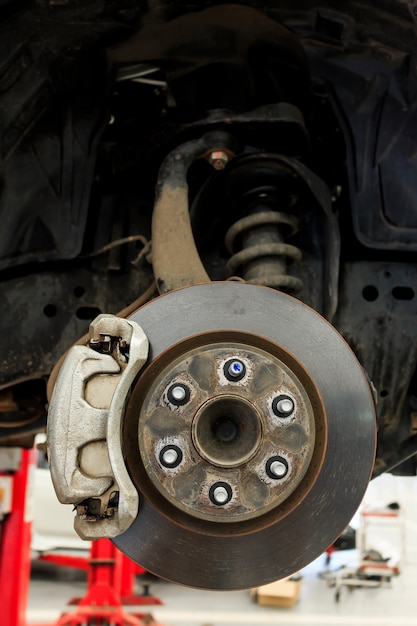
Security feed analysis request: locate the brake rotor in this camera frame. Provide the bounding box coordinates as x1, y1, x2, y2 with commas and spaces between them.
116, 282, 375, 590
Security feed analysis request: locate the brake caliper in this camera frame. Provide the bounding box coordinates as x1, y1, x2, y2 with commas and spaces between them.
47, 314, 148, 539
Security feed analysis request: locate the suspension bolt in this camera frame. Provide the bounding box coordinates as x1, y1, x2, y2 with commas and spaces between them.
266, 456, 289, 480
224, 359, 246, 382
209, 482, 233, 506
159, 445, 183, 468
272, 394, 295, 417
209, 150, 229, 171
167, 383, 190, 406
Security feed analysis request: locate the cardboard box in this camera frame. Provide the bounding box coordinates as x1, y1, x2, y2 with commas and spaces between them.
253, 576, 302, 608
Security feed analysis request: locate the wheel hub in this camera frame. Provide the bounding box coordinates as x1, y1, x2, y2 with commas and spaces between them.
132, 340, 317, 523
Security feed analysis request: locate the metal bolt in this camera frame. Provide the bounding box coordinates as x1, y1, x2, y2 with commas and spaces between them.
167, 383, 190, 406
224, 359, 246, 382
209, 150, 229, 171
266, 456, 289, 480
159, 445, 183, 468
171, 386, 186, 402
213, 486, 229, 504
162, 448, 179, 466
209, 482, 232, 506
269, 460, 288, 478
272, 395, 295, 417
277, 398, 294, 414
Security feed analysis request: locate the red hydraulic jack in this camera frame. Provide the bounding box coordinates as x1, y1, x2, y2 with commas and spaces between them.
0, 448, 166, 626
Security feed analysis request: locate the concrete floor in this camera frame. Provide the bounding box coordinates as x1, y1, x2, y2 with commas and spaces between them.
27, 473, 417, 626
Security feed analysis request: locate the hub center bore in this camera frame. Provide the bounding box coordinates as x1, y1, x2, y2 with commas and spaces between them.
214, 418, 238, 443
192, 395, 262, 467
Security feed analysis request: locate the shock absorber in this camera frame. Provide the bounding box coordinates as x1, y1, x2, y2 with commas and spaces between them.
224, 188, 303, 292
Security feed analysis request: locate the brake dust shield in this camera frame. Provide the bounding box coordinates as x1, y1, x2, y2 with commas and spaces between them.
115, 282, 375, 590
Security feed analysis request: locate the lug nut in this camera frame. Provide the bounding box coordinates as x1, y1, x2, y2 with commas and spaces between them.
159, 445, 183, 468
167, 383, 190, 406
224, 359, 246, 382
266, 456, 289, 480
272, 394, 295, 417
209, 482, 232, 506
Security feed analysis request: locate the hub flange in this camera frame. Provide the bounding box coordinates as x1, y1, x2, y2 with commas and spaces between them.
136, 341, 316, 523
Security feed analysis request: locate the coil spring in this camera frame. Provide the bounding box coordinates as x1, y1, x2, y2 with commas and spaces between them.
224, 210, 303, 292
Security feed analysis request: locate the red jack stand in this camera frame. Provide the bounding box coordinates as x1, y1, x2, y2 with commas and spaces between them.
39, 544, 163, 607
35, 539, 164, 626
65, 539, 163, 610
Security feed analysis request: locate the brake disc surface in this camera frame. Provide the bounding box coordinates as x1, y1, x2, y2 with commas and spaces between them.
115, 282, 375, 590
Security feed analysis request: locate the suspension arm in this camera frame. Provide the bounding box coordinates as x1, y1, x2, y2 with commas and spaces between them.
152, 133, 233, 293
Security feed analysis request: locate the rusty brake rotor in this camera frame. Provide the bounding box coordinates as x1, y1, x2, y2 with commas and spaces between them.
115, 282, 375, 590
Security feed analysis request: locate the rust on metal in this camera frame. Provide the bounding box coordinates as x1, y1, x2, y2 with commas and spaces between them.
152, 186, 210, 293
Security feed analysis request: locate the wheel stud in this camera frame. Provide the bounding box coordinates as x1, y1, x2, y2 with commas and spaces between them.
266, 456, 288, 479
167, 383, 190, 406
209, 482, 232, 505
272, 394, 295, 417
159, 445, 183, 468
224, 359, 246, 381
